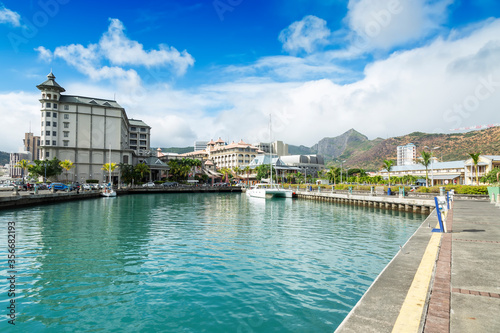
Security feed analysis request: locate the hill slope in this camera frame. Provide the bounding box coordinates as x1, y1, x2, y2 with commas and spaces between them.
290, 127, 500, 171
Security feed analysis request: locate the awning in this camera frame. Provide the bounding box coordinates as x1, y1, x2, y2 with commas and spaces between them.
431, 174, 461, 180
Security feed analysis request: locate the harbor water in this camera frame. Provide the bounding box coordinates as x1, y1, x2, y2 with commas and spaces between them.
0, 193, 425, 332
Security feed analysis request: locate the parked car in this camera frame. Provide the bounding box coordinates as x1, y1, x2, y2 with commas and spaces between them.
48, 183, 69, 192
143, 182, 155, 187
82, 184, 92, 190
0, 184, 15, 191
162, 182, 178, 187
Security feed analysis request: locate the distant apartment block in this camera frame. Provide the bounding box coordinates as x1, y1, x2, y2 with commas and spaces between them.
24, 132, 41, 161
36, 72, 150, 182
252, 140, 289, 157
397, 143, 416, 166
194, 141, 208, 151
9, 152, 30, 178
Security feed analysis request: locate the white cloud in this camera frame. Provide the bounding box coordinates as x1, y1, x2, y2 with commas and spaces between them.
100, 18, 194, 75
20, 16, 500, 159
0, 92, 40, 153
346, 0, 453, 51
279, 15, 332, 54
0, 5, 21, 27
35, 18, 194, 87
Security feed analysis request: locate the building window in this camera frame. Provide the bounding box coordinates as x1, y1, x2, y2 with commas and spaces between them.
64, 114, 69, 119
47, 94, 51, 99
64, 105, 69, 111
52, 131, 56, 136
46, 102, 51, 108
130, 133, 137, 138
140, 140, 147, 145
46, 121, 50, 126
41, 121, 44, 127
53, 104, 58, 109
123, 156, 129, 164
63, 141, 69, 147
52, 140, 56, 146
53, 112, 57, 118
45, 152, 49, 158
130, 146, 137, 150
140, 128, 146, 132
130, 140, 137, 145
140, 134, 146, 139
45, 141, 50, 145
53, 122, 57, 127
130, 127, 137, 131
64, 122, 69, 128
63, 132, 69, 138
46, 111, 51, 117
46, 131, 50, 136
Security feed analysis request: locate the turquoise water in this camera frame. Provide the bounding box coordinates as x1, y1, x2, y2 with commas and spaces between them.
0, 193, 425, 332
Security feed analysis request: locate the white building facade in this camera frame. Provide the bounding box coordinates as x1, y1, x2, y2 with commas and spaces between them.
37, 72, 150, 183
397, 143, 416, 166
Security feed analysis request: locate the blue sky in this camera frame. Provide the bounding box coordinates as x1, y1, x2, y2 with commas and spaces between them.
1, 0, 500, 152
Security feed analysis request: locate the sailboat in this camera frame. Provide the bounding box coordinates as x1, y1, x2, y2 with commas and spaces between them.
101, 146, 117, 197
246, 116, 295, 199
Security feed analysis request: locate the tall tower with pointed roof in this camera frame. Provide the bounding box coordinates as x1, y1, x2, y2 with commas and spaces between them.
35, 72, 151, 183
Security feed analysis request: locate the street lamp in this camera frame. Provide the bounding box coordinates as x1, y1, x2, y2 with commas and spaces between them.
424, 146, 440, 186
339, 160, 346, 184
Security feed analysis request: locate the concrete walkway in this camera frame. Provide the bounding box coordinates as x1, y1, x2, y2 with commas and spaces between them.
336, 200, 500, 333
424, 200, 500, 333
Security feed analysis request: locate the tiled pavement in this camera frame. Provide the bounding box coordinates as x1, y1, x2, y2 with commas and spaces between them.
336, 199, 500, 333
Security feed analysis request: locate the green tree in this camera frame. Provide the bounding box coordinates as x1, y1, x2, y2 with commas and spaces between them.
59, 159, 75, 183
119, 163, 137, 185
244, 166, 251, 186
480, 167, 500, 184
135, 163, 150, 182
468, 152, 481, 186
15, 159, 30, 183
325, 166, 339, 185
382, 160, 394, 186
418, 152, 432, 187
27, 158, 63, 182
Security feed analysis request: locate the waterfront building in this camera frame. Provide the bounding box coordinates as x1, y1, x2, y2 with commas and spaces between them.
280, 154, 325, 177
252, 140, 289, 156
24, 132, 41, 161
397, 143, 416, 166
36, 72, 150, 183
9, 152, 30, 178
194, 141, 208, 151
463, 155, 500, 185
207, 138, 262, 170
378, 160, 466, 186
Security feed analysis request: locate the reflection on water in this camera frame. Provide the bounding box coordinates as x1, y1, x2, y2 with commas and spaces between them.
0, 193, 425, 332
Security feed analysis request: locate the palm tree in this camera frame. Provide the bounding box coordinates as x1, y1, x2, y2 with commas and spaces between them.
382, 160, 394, 186
468, 152, 481, 186
325, 166, 338, 185
134, 163, 150, 182
418, 151, 432, 187
101, 162, 118, 183
15, 159, 31, 183
244, 166, 251, 186
59, 159, 75, 183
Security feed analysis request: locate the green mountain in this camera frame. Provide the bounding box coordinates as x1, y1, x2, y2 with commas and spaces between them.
0, 151, 9, 165
289, 127, 500, 172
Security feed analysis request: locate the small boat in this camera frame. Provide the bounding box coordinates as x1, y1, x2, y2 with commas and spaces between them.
246, 183, 295, 199
101, 184, 116, 197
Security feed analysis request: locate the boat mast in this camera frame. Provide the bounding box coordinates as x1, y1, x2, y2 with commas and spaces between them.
269, 114, 273, 186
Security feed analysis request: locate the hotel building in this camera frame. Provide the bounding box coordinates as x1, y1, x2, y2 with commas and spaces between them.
397, 143, 416, 166
36, 72, 150, 183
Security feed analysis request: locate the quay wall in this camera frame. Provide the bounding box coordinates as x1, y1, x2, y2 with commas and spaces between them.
296, 190, 435, 214
0, 186, 242, 210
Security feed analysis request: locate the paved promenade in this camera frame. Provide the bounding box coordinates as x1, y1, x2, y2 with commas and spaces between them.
336, 200, 500, 333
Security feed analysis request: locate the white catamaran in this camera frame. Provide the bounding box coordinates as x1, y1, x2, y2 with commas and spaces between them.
246, 116, 295, 199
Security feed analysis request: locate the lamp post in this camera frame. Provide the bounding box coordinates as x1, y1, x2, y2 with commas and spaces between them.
425, 146, 440, 186
339, 160, 346, 184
